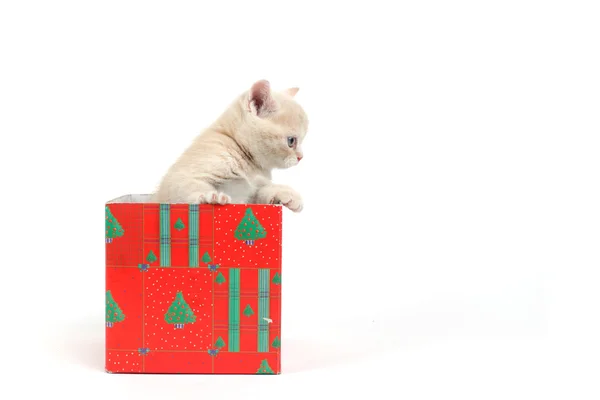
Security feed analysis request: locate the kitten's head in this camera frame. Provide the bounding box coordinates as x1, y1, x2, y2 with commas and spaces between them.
240, 80, 309, 170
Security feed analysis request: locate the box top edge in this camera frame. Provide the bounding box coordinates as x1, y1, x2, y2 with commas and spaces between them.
105, 194, 283, 207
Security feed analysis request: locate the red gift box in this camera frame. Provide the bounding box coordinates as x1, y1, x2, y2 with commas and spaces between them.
105, 195, 282, 374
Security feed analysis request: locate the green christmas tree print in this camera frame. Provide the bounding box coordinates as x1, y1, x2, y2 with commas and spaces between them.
106, 290, 125, 327
164, 291, 196, 329
174, 218, 185, 231
216, 272, 226, 285
234, 208, 267, 245
203, 251, 219, 271
146, 250, 157, 264
271, 336, 280, 349
257, 359, 275, 374
215, 336, 225, 349
105, 206, 124, 243
272, 272, 281, 285
243, 304, 254, 317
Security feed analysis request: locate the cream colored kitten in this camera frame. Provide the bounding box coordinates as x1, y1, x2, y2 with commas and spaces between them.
151, 80, 308, 212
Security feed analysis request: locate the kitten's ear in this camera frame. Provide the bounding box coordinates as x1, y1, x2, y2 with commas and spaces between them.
284, 87, 299, 97
248, 79, 278, 117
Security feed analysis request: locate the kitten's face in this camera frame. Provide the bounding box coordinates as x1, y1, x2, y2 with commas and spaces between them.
244, 80, 309, 170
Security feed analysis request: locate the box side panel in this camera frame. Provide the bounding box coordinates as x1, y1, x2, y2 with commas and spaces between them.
105, 267, 143, 350
143, 205, 160, 267
213, 205, 282, 373
106, 204, 282, 374
214, 352, 280, 374
213, 267, 229, 352
199, 205, 215, 269
144, 351, 213, 374
105, 203, 145, 373
105, 203, 143, 267
170, 204, 189, 267
269, 268, 282, 353
143, 268, 213, 351
271, 207, 282, 372
213, 205, 282, 269
240, 268, 258, 352
106, 350, 143, 373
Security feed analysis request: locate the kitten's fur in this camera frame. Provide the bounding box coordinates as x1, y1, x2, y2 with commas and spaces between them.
151, 80, 308, 212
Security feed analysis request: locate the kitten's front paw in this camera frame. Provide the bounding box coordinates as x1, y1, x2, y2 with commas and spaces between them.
198, 191, 231, 205
269, 187, 303, 212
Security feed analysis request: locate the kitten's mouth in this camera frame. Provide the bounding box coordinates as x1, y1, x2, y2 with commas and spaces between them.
284, 157, 299, 168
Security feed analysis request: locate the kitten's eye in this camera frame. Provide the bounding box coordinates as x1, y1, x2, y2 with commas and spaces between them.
287, 136, 296, 148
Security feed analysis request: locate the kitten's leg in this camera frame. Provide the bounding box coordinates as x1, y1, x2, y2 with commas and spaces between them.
186, 181, 232, 205
253, 183, 303, 212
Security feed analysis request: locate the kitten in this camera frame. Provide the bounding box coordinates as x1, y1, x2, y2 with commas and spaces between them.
151, 79, 308, 212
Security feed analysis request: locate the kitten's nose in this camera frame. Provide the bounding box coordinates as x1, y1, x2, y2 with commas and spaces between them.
297, 155, 303, 162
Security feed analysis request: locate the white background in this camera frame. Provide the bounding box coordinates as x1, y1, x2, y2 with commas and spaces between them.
1, 0, 599, 399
